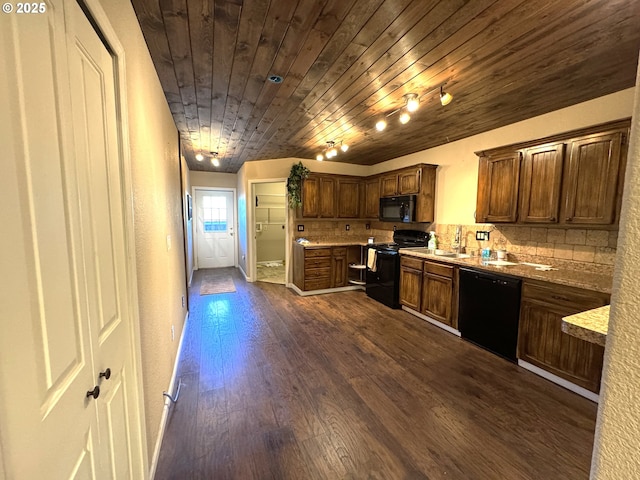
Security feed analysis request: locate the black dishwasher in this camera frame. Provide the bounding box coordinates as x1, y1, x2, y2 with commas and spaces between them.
458, 268, 522, 362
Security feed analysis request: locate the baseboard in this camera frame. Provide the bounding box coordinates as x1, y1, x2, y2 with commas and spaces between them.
149, 310, 189, 479
518, 359, 599, 403
238, 264, 249, 282
401, 306, 462, 337
288, 283, 364, 296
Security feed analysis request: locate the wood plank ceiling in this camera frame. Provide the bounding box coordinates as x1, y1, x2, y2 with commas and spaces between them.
132, 0, 640, 173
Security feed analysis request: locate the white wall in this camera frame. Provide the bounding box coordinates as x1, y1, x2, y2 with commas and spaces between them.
590, 56, 640, 480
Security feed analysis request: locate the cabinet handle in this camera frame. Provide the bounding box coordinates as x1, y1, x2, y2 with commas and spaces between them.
99, 368, 111, 380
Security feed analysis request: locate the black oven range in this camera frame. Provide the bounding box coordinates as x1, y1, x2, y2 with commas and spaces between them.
366, 230, 428, 309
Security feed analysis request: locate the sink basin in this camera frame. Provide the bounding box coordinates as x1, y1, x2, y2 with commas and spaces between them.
434, 251, 471, 259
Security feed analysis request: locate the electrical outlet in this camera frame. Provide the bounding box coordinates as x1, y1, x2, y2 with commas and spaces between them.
345, 224, 350, 231
181, 295, 185, 308
297, 224, 304, 232
171, 325, 175, 342
393, 225, 397, 231
475, 231, 490, 241
365, 223, 370, 230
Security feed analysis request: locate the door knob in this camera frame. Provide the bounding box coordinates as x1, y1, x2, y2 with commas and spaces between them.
86, 386, 100, 399
99, 368, 111, 380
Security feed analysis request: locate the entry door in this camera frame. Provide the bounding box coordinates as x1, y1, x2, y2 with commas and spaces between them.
0, 1, 144, 478
195, 189, 236, 268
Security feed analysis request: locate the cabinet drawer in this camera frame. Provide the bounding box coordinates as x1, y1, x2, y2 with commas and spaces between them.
424, 261, 453, 278
304, 257, 331, 269
305, 247, 332, 258
400, 256, 423, 271
305, 278, 331, 291
332, 247, 347, 257
522, 281, 609, 311
304, 266, 331, 279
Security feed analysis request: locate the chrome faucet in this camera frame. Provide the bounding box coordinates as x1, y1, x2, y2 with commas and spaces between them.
452, 225, 462, 252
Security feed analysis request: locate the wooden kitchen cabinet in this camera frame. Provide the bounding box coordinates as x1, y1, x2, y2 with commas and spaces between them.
301, 174, 335, 218
380, 173, 398, 197
476, 150, 521, 223
519, 143, 565, 223
421, 261, 456, 328
380, 166, 422, 197
517, 280, 609, 393
399, 256, 423, 311
293, 244, 352, 291
331, 247, 348, 288
562, 131, 624, 225
476, 120, 629, 226
363, 176, 380, 218
336, 177, 361, 218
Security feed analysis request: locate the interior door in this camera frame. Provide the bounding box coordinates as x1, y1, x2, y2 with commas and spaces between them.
0, 1, 144, 478
195, 189, 236, 268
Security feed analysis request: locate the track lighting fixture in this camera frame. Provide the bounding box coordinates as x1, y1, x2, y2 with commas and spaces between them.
404, 93, 420, 112
440, 86, 453, 106
375, 82, 454, 132
210, 152, 220, 167
316, 140, 349, 161
195, 153, 204, 161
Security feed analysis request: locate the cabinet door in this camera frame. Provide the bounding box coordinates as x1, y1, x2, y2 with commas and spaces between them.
421, 263, 454, 326
518, 300, 604, 393
319, 176, 336, 218
331, 250, 347, 288
336, 178, 360, 218
563, 131, 623, 224
519, 143, 564, 223
476, 151, 521, 223
380, 173, 398, 197
400, 267, 422, 311
302, 175, 319, 217
364, 177, 380, 218
398, 168, 421, 194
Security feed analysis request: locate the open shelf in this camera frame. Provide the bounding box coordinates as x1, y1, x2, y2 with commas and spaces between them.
349, 263, 366, 270
349, 279, 366, 286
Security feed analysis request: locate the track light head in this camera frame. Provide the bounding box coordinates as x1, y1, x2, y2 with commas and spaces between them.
440, 86, 453, 106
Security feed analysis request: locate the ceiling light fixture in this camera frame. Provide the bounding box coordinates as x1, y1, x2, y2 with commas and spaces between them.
210, 152, 220, 167
404, 93, 420, 112
375, 83, 454, 131
195, 153, 204, 161
440, 86, 453, 106
375, 119, 387, 131
316, 140, 349, 161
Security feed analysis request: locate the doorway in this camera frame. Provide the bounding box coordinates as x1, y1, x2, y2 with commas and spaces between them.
194, 188, 237, 269
253, 181, 287, 284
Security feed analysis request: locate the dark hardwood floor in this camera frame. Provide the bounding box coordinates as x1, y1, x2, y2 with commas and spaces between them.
155, 268, 597, 479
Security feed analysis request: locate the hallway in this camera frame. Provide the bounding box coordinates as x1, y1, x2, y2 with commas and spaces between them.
155, 268, 597, 479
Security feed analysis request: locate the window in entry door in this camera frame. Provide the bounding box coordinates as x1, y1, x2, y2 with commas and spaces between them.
203, 195, 228, 232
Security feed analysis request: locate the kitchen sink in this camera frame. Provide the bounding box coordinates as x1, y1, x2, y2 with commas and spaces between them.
400, 247, 470, 258
433, 250, 471, 259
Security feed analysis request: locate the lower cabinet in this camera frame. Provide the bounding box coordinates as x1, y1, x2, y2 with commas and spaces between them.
293, 244, 354, 291
517, 280, 609, 393
400, 256, 458, 329
421, 262, 456, 328
399, 256, 423, 311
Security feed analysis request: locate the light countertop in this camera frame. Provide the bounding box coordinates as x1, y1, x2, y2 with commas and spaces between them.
561, 305, 609, 347
398, 249, 613, 294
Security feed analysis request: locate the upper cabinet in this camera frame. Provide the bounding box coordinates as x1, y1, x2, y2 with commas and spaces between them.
363, 177, 380, 219
336, 177, 361, 218
476, 150, 521, 223
519, 143, 565, 223
563, 131, 624, 225
302, 174, 336, 218
379, 166, 422, 197
299, 164, 437, 222
476, 120, 629, 225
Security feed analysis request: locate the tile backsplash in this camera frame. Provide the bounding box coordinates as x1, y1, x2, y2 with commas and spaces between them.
434, 224, 617, 275
291, 219, 617, 275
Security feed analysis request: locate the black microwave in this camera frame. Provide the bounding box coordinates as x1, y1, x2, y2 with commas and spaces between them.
379, 195, 416, 222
